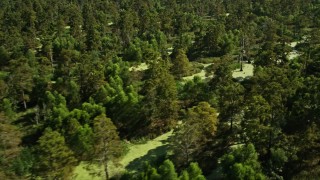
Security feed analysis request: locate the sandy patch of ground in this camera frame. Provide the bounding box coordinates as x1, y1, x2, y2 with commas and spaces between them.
129, 63, 148, 71
232, 63, 254, 79
183, 70, 208, 81
182, 63, 213, 81
288, 41, 302, 60
287, 50, 301, 60
289, 41, 298, 48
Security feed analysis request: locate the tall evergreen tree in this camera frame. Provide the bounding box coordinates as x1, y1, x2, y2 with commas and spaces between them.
158, 159, 179, 180
142, 58, 179, 134
0, 113, 22, 179
171, 49, 191, 79
8, 57, 35, 109
220, 144, 266, 180
93, 113, 122, 180
171, 102, 218, 166
35, 128, 76, 179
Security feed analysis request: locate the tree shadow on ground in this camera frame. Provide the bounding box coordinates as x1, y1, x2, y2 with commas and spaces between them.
125, 144, 169, 173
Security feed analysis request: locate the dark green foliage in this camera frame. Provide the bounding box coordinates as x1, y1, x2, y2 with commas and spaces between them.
0, 113, 22, 178
94, 58, 140, 136
35, 128, 76, 179
0, 98, 15, 119
138, 162, 162, 180
11, 148, 34, 176
179, 76, 211, 108
158, 160, 179, 180
0, 46, 10, 67
171, 102, 218, 166
179, 170, 189, 180
290, 76, 320, 130
217, 81, 244, 131
220, 144, 266, 180
142, 59, 179, 135
171, 49, 191, 79
209, 56, 233, 88
71, 124, 94, 158
136, 159, 205, 180
1, 0, 320, 179
124, 42, 143, 62
187, 162, 206, 180
93, 113, 122, 180
8, 57, 35, 109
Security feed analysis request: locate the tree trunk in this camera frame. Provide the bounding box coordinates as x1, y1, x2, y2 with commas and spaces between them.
305, 49, 310, 75
105, 162, 109, 180
185, 147, 189, 167
22, 90, 27, 110
50, 47, 53, 64
268, 129, 272, 159
230, 116, 233, 132
103, 142, 109, 180
35, 105, 40, 125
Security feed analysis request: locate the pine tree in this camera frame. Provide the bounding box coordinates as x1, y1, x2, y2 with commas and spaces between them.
0, 113, 22, 178
220, 144, 266, 180
158, 159, 179, 180
36, 128, 76, 179
186, 162, 206, 180
142, 58, 179, 134
171, 102, 218, 166
179, 170, 189, 180
140, 162, 161, 180
171, 49, 191, 79
8, 57, 35, 109
93, 114, 122, 180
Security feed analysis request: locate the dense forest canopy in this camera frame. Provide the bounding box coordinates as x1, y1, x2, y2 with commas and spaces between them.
1, 0, 320, 179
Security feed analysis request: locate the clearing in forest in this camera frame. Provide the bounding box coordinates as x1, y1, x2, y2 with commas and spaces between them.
232, 63, 254, 79
73, 131, 173, 180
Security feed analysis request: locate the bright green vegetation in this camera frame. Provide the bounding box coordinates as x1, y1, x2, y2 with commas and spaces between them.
2, 0, 320, 180
119, 131, 172, 172
74, 131, 173, 179
73, 163, 104, 180
220, 144, 266, 180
